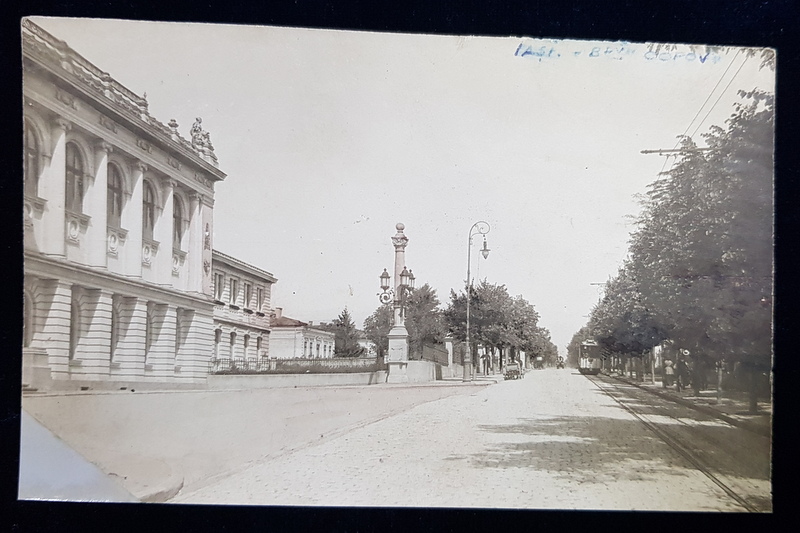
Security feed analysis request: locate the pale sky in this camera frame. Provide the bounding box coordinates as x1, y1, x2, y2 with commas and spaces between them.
29, 17, 775, 355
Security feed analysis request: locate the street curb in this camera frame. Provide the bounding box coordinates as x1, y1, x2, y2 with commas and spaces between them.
610, 375, 771, 438
139, 477, 184, 503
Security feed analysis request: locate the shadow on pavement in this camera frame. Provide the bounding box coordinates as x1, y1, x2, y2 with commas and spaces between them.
463, 405, 770, 487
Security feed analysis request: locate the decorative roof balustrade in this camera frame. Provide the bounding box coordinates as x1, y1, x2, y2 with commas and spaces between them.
22, 19, 220, 169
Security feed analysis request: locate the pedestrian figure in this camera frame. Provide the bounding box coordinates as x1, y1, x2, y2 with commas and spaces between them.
676, 359, 689, 392
664, 360, 674, 387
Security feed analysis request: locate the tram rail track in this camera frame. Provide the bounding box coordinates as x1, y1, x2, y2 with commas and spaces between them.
586, 374, 766, 513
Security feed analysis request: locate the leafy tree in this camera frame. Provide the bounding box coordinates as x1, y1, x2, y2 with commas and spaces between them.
363, 303, 392, 359
588, 264, 668, 375
331, 307, 365, 357
404, 284, 447, 359
444, 281, 550, 370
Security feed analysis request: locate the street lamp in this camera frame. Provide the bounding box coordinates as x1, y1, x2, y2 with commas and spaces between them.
464, 221, 490, 382
377, 223, 415, 383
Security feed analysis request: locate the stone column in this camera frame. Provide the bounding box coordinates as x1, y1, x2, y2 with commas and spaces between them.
154, 179, 175, 286
124, 162, 146, 278
112, 296, 148, 380
86, 141, 111, 268
175, 308, 213, 381
40, 119, 70, 257
147, 303, 176, 381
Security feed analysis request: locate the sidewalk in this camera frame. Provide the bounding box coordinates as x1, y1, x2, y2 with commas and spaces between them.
608, 371, 772, 438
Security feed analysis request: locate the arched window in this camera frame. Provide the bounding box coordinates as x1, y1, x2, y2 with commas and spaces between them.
173, 196, 185, 249
230, 331, 237, 359
65, 143, 85, 213
24, 119, 39, 197
244, 334, 250, 359
107, 164, 124, 228
214, 329, 222, 358
143, 181, 156, 241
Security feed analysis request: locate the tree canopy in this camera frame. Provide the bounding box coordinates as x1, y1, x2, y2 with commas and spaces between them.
575, 89, 773, 376
444, 280, 556, 366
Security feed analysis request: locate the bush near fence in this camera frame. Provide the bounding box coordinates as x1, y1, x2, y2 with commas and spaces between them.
211, 357, 386, 375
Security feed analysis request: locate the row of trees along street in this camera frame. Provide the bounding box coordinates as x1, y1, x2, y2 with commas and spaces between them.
569, 87, 773, 413
360, 281, 558, 372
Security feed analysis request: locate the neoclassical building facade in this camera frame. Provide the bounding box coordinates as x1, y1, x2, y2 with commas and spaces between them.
22, 20, 227, 390
211, 250, 276, 370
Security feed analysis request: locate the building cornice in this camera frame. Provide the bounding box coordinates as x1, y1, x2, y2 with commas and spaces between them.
212, 249, 278, 283
22, 19, 226, 182
25, 251, 215, 309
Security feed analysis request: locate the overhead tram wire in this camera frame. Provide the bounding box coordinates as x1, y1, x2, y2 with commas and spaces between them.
656, 48, 744, 176
690, 53, 749, 139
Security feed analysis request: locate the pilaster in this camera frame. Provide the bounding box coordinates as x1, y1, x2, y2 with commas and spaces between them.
154, 179, 175, 286
40, 119, 69, 257
34, 279, 72, 380
111, 296, 148, 379
176, 308, 213, 381
72, 288, 113, 380
124, 162, 146, 278
187, 192, 203, 293
146, 302, 176, 380
86, 141, 111, 268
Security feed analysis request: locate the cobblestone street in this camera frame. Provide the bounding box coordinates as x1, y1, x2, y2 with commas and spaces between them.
173, 369, 769, 510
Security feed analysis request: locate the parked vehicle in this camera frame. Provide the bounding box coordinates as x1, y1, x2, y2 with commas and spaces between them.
504, 362, 521, 380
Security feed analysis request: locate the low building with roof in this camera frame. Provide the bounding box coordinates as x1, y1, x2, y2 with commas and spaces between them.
269, 308, 335, 359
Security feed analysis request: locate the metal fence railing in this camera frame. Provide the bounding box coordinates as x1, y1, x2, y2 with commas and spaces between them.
209, 356, 387, 375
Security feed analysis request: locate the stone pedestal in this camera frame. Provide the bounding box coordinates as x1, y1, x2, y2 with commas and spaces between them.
386, 324, 409, 383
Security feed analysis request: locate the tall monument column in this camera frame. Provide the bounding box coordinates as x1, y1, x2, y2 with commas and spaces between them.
386, 223, 409, 384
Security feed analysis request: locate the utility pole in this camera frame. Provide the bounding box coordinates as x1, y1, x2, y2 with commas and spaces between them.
640, 148, 712, 155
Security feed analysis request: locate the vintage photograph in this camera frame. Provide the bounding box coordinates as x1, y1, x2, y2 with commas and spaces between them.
20, 16, 773, 511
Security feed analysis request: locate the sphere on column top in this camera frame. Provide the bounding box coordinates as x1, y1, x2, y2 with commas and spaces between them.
396, 223, 405, 231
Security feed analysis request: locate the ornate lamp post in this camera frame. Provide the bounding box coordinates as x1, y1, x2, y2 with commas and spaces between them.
464, 221, 490, 382
378, 223, 415, 383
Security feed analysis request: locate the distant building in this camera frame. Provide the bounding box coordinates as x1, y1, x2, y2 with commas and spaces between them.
269, 308, 335, 359
356, 330, 377, 357
211, 250, 277, 370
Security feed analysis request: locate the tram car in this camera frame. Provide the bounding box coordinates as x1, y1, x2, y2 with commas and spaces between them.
578, 340, 602, 375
